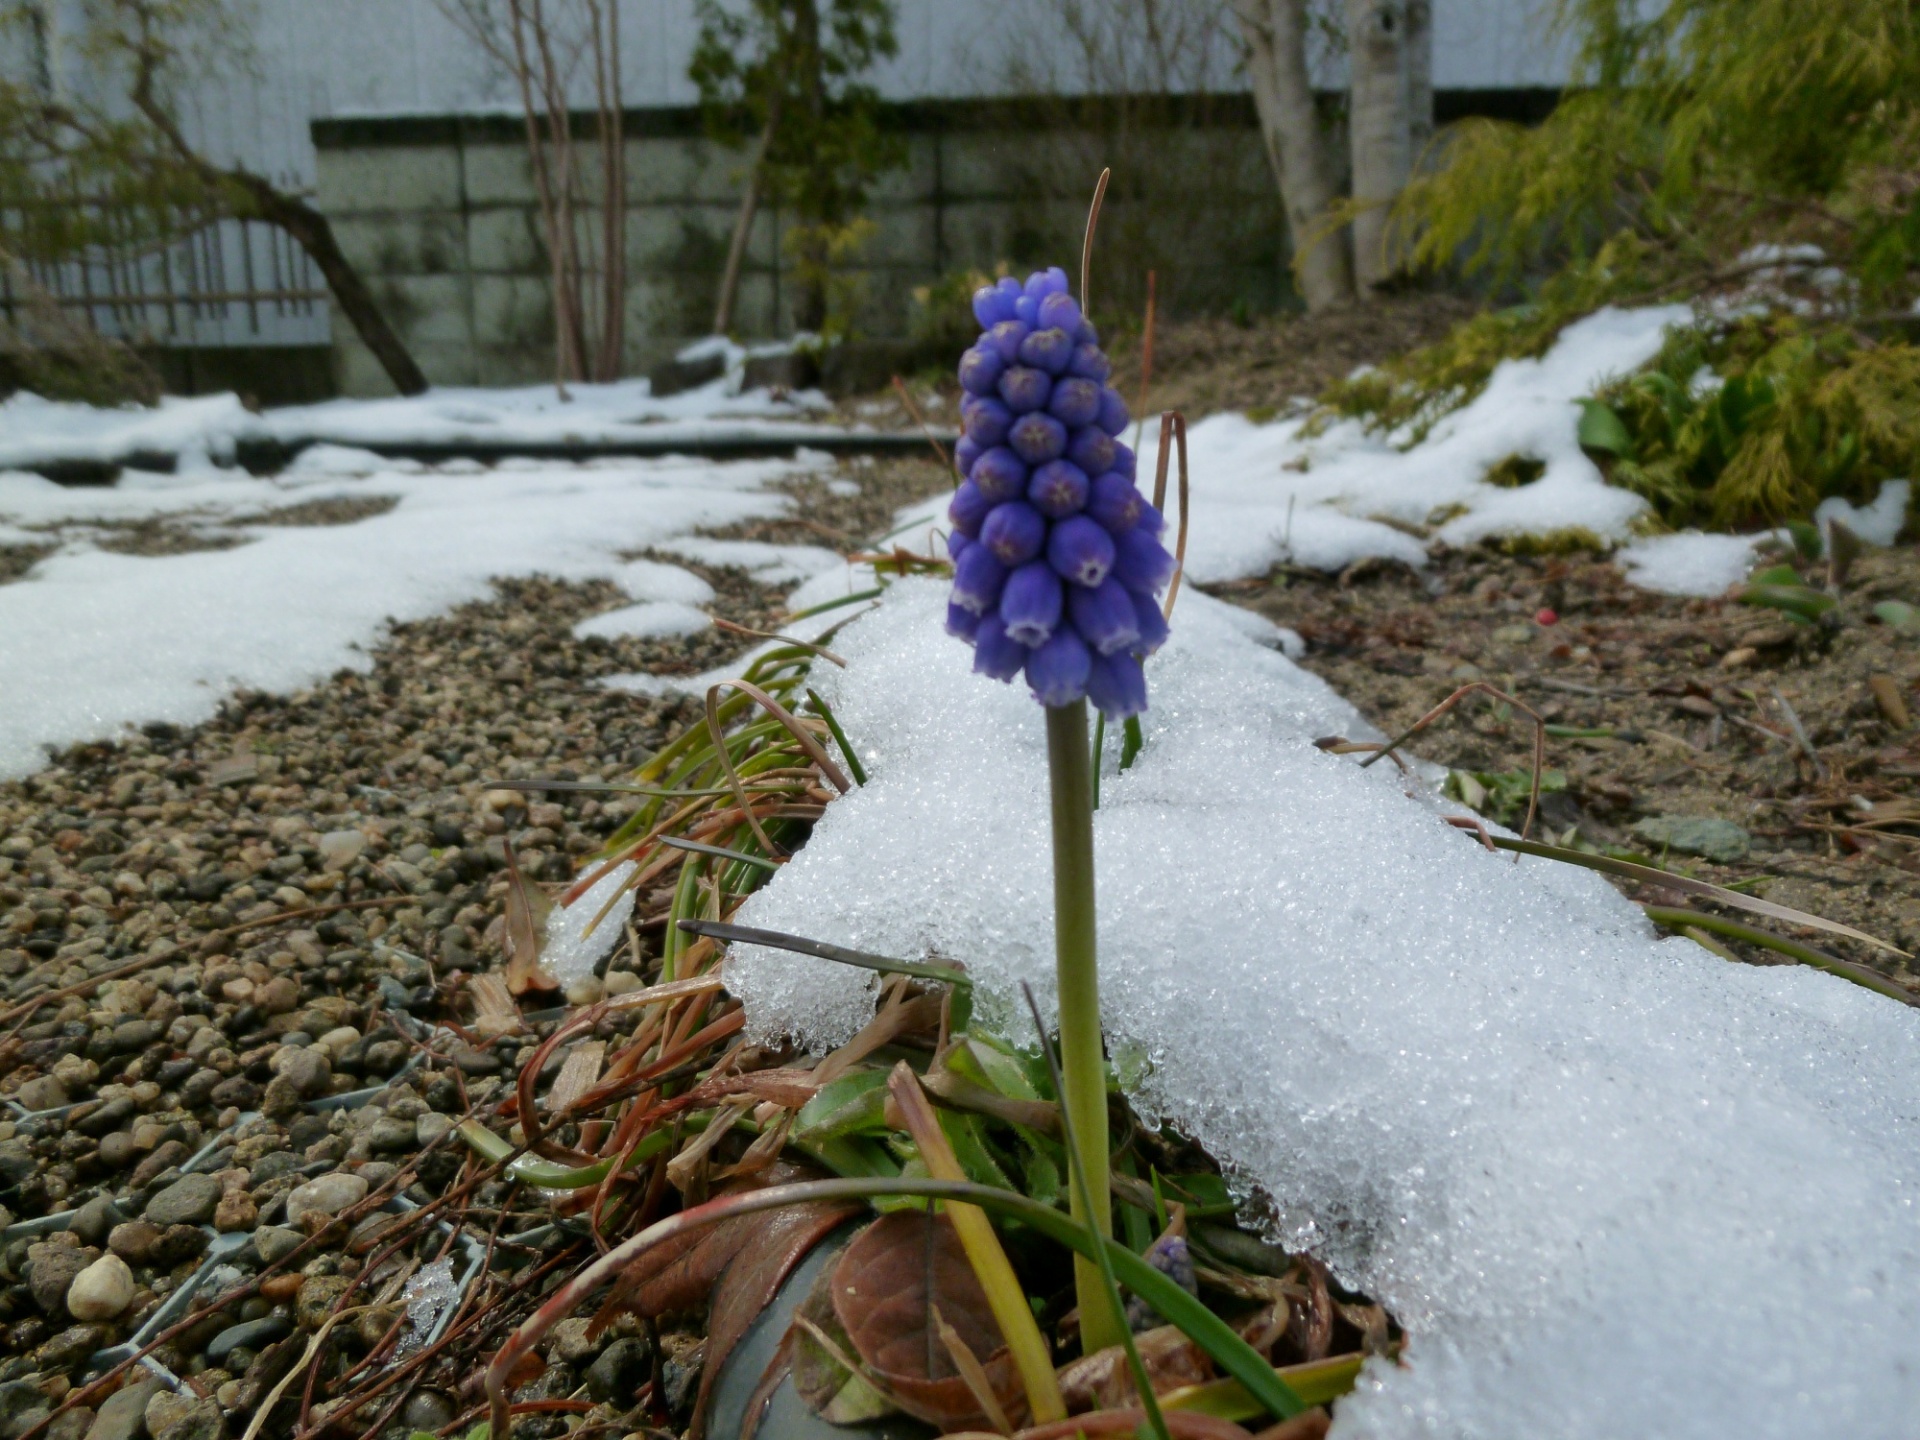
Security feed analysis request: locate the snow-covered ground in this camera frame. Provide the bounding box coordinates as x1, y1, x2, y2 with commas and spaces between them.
0, 444, 855, 779
729, 577, 1920, 1440
0, 367, 836, 474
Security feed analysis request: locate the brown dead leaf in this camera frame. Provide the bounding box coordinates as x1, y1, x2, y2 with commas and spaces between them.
545, 1040, 604, 1113
502, 838, 557, 994
830, 1208, 1026, 1432
467, 972, 524, 1040
1056, 1325, 1214, 1413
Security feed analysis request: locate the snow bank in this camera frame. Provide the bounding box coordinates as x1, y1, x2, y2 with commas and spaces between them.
572, 601, 712, 641
727, 577, 1920, 1440
0, 455, 805, 779
1157, 306, 1690, 585
1614, 531, 1765, 596
0, 373, 833, 473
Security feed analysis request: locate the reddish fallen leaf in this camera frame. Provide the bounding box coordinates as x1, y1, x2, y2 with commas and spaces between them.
1056, 1324, 1214, 1413
830, 1208, 1026, 1432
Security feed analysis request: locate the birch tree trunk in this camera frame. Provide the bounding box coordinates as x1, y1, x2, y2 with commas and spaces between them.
1347, 0, 1413, 293
1231, 0, 1354, 312
1406, 0, 1434, 170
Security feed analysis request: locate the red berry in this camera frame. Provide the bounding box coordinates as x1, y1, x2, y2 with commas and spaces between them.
1535, 608, 1559, 626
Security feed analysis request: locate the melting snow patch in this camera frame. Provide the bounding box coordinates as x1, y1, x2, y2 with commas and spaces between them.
542, 860, 638, 986
0, 455, 802, 779
1817, 478, 1910, 547
573, 601, 712, 641
657, 537, 848, 586
396, 1256, 459, 1358
1615, 531, 1763, 596
727, 577, 1920, 1440
615, 559, 716, 606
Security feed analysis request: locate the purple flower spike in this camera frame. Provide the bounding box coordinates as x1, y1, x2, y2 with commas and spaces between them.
986, 320, 1030, 364
972, 284, 1018, 329
970, 446, 1027, 502
981, 500, 1047, 566
1112, 526, 1175, 593
1000, 560, 1064, 646
1028, 459, 1089, 519
946, 267, 1169, 713
963, 395, 1012, 447
949, 479, 992, 537
1130, 587, 1170, 655
1025, 627, 1092, 707
1067, 426, 1116, 478
1008, 411, 1069, 465
1048, 377, 1102, 429
951, 543, 1007, 614
947, 601, 982, 643
1068, 344, 1111, 382
1038, 290, 1082, 334
1087, 472, 1144, 534
1018, 327, 1075, 376
1048, 514, 1116, 588
1068, 577, 1142, 656
973, 614, 1028, 682
997, 365, 1052, 415
1085, 650, 1148, 720
959, 345, 1005, 396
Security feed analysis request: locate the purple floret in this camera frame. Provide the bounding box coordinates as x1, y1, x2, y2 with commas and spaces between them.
980, 500, 1047, 566
1014, 293, 1039, 326
986, 319, 1030, 364
1018, 327, 1075, 377
1038, 290, 1082, 335
1067, 426, 1116, 477
1136, 498, 1167, 538
947, 529, 972, 562
962, 395, 1012, 447
954, 435, 982, 478
1074, 318, 1100, 347
1087, 472, 1143, 533
948, 479, 992, 537
952, 543, 1008, 614
1112, 526, 1175, 593
1027, 266, 1069, 299
1085, 650, 1147, 720
1130, 587, 1170, 655
1000, 560, 1064, 646
1025, 628, 1091, 707
1067, 344, 1111, 382
1028, 459, 1089, 519
1008, 412, 1068, 465
1048, 514, 1116, 588
970, 446, 1027, 503
1047, 376, 1102, 429
958, 345, 1005, 396
1112, 440, 1137, 478
973, 614, 1027, 681
1096, 385, 1130, 437
947, 601, 982, 643
997, 365, 1052, 415
1068, 577, 1142, 656
972, 284, 1018, 329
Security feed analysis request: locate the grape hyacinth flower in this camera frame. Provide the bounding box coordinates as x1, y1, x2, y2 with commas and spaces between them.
947, 268, 1172, 723
944, 265, 1178, 1360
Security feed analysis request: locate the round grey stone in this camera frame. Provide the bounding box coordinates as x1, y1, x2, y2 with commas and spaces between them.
142, 1173, 222, 1228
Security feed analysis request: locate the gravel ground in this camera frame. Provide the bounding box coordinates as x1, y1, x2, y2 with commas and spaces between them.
1214, 539, 1920, 986
0, 455, 948, 1440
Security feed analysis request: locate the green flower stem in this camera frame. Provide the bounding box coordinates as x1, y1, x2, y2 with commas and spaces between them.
1045, 697, 1122, 1355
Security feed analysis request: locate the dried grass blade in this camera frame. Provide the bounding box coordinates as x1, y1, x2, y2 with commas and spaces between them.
1081, 165, 1111, 317
678, 918, 969, 988
933, 1304, 1016, 1436
1163, 410, 1191, 621
547, 1040, 605, 1114
1642, 905, 1919, 1006
503, 839, 557, 994
469, 972, 526, 1039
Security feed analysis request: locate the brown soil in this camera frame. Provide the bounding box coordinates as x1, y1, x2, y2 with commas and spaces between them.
1209, 542, 1920, 990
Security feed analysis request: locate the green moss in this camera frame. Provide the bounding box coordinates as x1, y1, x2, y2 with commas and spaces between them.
1492, 527, 1611, 557
1484, 453, 1548, 488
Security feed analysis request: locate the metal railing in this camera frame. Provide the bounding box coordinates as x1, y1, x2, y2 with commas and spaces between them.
0, 200, 330, 349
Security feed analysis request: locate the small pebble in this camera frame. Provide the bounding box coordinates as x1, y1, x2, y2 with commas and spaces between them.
65, 1255, 134, 1322
284, 1171, 368, 1227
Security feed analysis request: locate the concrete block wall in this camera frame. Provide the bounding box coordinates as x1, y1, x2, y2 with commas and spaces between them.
311, 102, 1293, 394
